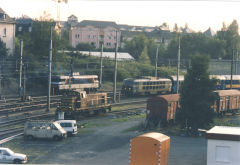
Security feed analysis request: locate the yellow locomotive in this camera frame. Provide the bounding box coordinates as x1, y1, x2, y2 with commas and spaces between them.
56, 89, 111, 119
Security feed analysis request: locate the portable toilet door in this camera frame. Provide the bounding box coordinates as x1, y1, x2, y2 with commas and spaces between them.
129, 132, 170, 165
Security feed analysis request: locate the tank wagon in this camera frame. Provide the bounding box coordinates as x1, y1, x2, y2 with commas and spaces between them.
146, 90, 240, 125
56, 89, 111, 118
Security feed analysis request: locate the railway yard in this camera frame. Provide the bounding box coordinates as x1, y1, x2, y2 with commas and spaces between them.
0, 93, 239, 164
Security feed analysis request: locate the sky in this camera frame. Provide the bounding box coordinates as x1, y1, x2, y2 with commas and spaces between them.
1, 0, 240, 32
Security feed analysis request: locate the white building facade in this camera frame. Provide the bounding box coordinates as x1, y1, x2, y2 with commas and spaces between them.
206, 126, 240, 165
0, 8, 15, 55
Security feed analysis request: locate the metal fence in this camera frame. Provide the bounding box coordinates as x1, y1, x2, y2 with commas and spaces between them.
159, 59, 240, 75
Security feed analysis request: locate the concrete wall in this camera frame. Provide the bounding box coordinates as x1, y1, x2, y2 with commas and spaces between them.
0, 22, 15, 55
207, 139, 240, 165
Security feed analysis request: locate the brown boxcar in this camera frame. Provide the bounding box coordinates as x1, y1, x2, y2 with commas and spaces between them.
146, 90, 240, 125
146, 94, 180, 125
213, 89, 240, 115
129, 132, 170, 165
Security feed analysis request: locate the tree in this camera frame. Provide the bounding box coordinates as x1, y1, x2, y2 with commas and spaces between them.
76, 43, 95, 51
177, 54, 216, 135
165, 33, 225, 59
217, 20, 240, 59
138, 46, 151, 64
124, 34, 148, 60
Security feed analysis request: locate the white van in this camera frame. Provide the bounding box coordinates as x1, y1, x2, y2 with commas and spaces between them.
56, 120, 78, 135
24, 121, 67, 140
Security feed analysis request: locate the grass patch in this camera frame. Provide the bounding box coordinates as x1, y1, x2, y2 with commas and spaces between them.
111, 104, 146, 111
111, 113, 146, 122
210, 114, 240, 128
79, 122, 109, 128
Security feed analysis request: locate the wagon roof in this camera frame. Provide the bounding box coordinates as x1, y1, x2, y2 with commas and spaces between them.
151, 94, 180, 102
136, 132, 170, 142
214, 89, 240, 96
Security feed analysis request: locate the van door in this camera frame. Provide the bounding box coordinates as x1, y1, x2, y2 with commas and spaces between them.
2, 150, 12, 163
0, 150, 6, 163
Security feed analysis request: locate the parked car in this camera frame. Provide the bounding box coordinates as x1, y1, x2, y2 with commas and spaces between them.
0, 147, 27, 164
56, 120, 78, 135
24, 120, 67, 140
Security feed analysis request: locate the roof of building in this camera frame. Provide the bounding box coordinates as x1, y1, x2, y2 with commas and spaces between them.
204, 27, 216, 37
59, 50, 134, 61
0, 8, 15, 24
16, 15, 34, 25
206, 126, 240, 141
78, 20, 119, 29
181, 26, 195, 34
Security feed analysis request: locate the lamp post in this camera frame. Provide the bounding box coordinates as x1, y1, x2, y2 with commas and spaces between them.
155, 42, 160, 78
99, 33, 104, 88
113, 30, 118, 103
176, 35, 181, 94
47, 22, 55, 112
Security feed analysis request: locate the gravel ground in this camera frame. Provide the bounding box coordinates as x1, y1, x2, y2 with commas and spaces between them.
24, 117, 207, 165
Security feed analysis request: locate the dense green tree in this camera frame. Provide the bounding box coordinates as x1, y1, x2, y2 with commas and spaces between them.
124, 34, 148, 60
76, 43, 95, 51
217, 20, 240, 59
0, 38, 8, 58
177, 54, 216, 135
138, 46, 151, 64
165, 33, 225, 59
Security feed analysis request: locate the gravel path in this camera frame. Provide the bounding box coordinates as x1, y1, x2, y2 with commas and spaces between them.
30, 117, 206, 165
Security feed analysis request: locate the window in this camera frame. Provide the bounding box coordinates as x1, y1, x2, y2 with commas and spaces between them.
108, 36, 111, 39
88, 35, 91, 39
93, 35, 97, 39
106, 42, 111, 46
3, 28, 6, 37
18, 26, 22, 32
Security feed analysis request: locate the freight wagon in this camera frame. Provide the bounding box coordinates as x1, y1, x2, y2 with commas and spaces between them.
146, 90, 240, 125
56, 89, 111, 119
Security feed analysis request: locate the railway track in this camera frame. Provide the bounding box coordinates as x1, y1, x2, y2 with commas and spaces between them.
0, 113, 56, 140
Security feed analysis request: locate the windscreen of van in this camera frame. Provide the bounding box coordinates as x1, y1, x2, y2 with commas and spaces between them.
54, 122, 63, 130
60, 123, 72, 127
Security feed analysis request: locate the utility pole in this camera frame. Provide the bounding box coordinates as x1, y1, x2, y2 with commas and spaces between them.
100, 41, 103, 88
47, 25, 53, 111
0, 55, 2, 98
19, 40, 23, 97
176, 36, 181, 94
235, 50, 238, 75
155, 45, 159, 78
230, 49, 234, 89
22, 64, 26, 101
113, 30, 118, 103
69, 57, 73, 89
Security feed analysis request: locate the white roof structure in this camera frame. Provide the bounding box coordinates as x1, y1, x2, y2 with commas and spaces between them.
206, 126, 240, 141
59, 50, 134, 61
80, 51, 134, 61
